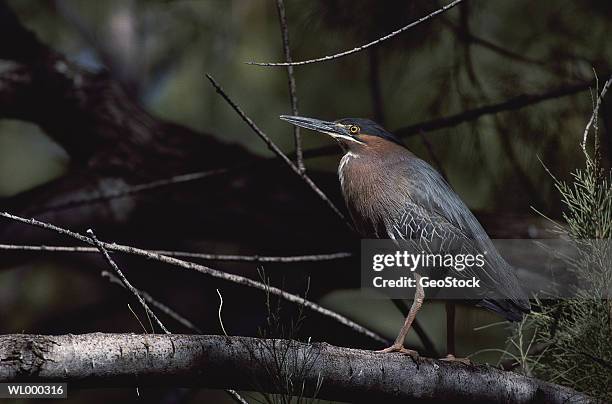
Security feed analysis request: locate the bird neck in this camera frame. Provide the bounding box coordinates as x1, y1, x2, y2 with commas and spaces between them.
337, 140, 415, 237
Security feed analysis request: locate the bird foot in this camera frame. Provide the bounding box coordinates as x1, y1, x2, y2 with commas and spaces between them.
376, 344, 419, 360
440, 354, 472, 365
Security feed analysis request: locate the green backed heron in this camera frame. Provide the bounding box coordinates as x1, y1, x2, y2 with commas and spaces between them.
280, 115, 530, 360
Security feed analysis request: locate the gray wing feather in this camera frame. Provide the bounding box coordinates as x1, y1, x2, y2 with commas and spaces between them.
386, 158, 530, 310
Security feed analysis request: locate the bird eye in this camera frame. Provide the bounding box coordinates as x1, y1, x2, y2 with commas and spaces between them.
349, 125, 360, 134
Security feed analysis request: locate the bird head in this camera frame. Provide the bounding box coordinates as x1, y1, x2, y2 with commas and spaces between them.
280, 115, 404, 153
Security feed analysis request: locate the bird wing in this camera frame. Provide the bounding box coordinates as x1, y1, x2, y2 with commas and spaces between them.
385, 157, 530, 315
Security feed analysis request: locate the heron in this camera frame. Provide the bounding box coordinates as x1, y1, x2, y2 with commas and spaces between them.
280, 115, 530, 360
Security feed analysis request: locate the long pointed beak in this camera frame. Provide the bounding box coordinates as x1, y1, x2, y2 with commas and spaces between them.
279, 115, 347, 137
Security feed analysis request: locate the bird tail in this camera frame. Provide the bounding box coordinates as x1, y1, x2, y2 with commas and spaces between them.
477, 298, 531, 322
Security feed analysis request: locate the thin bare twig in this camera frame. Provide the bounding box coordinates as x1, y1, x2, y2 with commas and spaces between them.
246, 0, 463, 66
42, 168, 229, 212
102, 270, 203, 333
205, 74, 352, 230
0, 212, 386, 344
126, 303, 149, 334
395, 80, 598, 137
87, 228, 170, 334
465, 32, 549, 69
291, 79, 600, 163
97, 250, 246, 403
439, 17, 551, 70
19, 79, 596, 216
274, 0, 304, 172
582, 74, 612, 155
0, 243, 351, 263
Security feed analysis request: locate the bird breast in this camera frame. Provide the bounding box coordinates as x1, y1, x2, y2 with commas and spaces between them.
339, 151, 408, 237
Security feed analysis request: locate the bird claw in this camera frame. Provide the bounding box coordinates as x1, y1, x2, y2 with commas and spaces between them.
376, 344, 419, 360
440, 354, 472, 365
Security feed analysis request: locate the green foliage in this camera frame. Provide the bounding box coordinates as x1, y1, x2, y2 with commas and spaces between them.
507, 87, 612, 400
556, 161, 612, 240
525, 298, 611, 399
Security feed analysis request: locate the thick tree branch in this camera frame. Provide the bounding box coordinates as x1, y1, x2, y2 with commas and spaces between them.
0, 334, 593, 403
0, 1, 357, 262
92, 233, 247, 403
0, 1, 577, 248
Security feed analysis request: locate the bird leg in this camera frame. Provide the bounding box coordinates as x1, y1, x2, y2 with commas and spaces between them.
446, 301, 456, 355
377, 273, 424, 359
440, 301, 472, 365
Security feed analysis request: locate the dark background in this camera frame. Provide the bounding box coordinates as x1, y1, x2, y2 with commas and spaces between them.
0, 0, 610, 402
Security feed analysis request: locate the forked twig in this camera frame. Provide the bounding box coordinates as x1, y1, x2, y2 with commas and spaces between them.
102, 270, 203, 333
247, 0, 462, 66
0, 212, 386, 344
94, 239, 247, 403
87, 228, 170, 334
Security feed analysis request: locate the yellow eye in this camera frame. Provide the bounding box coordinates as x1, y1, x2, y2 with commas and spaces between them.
349, 125, 360, 134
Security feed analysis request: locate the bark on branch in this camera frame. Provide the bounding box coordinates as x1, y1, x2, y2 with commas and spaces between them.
0, 333, 592, 403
